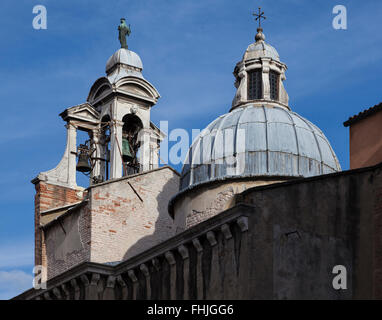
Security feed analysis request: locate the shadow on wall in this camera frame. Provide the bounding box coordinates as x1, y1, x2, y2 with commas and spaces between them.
122, 174, 178, 261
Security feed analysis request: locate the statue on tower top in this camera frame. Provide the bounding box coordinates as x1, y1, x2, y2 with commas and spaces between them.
118, 18, 131, 49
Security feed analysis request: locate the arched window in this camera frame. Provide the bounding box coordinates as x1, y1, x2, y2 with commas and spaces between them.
122, 114, 143, 176
269, 70, 279, 101
248, 70, 263, 100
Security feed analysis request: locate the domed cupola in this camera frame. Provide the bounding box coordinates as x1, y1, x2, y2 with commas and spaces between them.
232, 25, 289, 110
245, 28, 280, 62
106, 48, 145, 83
169, 9, 341, 231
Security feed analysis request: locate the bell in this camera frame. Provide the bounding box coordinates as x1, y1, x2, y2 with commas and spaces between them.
122, 137, 135, 162
76, 152, 92, 173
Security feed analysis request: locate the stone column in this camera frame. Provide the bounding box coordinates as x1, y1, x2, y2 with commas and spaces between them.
238, 69, 248, 103
150, 139, 159, 170
232, 68, 247, 107
110, 120, 124, 179
192, 238, 204, 299
165, 251, 176, 300
178, 245, 190, 299
261, 58, 271, 100
139, 128, 152, 172
128, 270, 139, 300
91, 129, 105, 182
279, 66, 289, 106
236, 216, 249, 299
206, 231, 220, 299
66, 122, 77, 188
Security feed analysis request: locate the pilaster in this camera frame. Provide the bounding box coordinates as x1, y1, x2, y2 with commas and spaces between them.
110, 120, 124, 179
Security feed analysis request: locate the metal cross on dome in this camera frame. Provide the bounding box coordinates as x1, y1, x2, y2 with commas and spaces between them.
253, 7, 266, 28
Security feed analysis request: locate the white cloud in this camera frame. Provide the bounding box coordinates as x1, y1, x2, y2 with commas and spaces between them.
0, 270, 33, 300
0, 242, 34, 299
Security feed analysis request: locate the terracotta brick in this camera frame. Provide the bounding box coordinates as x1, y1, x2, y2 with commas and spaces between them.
33, 181, 85, 276
37, 168, 179, 280
89, 168, 179, 264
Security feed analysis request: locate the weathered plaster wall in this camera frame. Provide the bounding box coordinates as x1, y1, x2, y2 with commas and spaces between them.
349, 111, 382, 169
24, 165, 382, 299
173, 178, 286, 232
238, 164, 382, 299
43, 167, 179, 279
33, 181, 85, 276
44, 206, 91, 279
18, 204, 252, 300
89, 167, 179, 263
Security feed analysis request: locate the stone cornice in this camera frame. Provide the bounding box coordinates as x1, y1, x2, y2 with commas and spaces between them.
14, 203, 253, 300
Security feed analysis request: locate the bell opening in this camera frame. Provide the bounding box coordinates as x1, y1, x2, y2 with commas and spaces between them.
122, 114, 143, 176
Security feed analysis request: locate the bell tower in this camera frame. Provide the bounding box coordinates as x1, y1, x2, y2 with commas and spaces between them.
35, 22, 164, 189
86, 47, 163, 181
30, 20, 178, 281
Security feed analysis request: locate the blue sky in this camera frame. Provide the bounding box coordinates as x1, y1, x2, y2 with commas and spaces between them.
1, 0, 382, 299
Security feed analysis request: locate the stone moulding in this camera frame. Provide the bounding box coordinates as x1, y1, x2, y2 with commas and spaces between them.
14, 204, 252, 300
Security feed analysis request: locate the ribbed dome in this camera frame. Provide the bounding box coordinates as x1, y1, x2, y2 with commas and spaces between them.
106, 48, 143, 73
180, 104, 341, 191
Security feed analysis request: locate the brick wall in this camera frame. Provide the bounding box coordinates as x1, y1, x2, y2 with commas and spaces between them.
89, 167, 179, 263
33, 181, 85, 271
44, 205, 91, 279
20, 164, 382, 300
41, 167, 179, 279
348, 111, 382, 169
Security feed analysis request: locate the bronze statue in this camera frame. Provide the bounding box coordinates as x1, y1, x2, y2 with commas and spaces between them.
118, 18, 131, 49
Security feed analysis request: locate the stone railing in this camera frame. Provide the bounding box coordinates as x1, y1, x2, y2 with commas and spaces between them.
14, 204, 253, 300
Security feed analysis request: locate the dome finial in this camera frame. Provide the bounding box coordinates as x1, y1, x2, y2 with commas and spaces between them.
255, 28, 265, 42
253, 7, 266, 42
